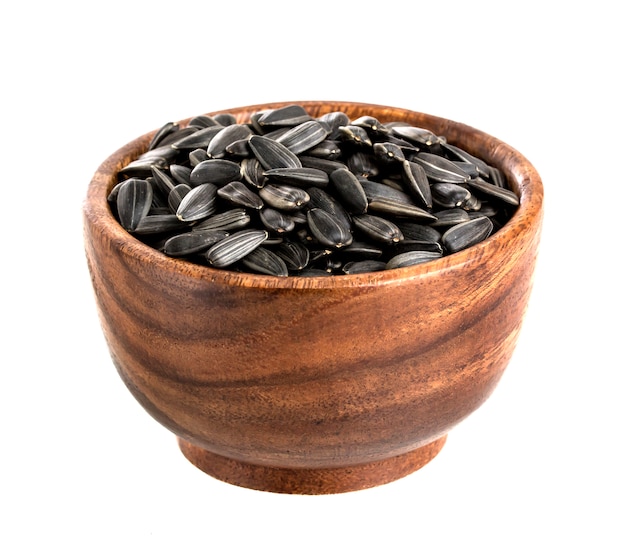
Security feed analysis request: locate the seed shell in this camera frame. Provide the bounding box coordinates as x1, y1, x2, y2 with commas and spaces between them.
441, 216, 493, 254
249, 135, 302, 170
176, 183, 218, 222
217, 181, 263, 210
162, 229, 229, 257
241, 246, 289, 277
307, 208, 353, 248
117, 178, 153, 232
259, 184, 310, 211
206, 229, 269, 268
353, 214, 404, 244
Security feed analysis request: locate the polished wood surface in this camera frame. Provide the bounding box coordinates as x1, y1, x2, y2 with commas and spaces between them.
83, 101, 543, 494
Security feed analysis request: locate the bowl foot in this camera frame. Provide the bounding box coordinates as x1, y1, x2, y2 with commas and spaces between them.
177, 436, 447, 494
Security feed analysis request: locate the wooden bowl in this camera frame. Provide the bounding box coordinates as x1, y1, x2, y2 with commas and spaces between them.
83, 101, 543, 494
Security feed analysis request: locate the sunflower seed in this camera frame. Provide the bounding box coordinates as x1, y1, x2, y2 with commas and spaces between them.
241, 246, 289, 277
259, 208, 296, 233
390, 125, 440, 147
148, 122, 178, 150
306, 187, 352, 231
299, 155, 347, 175
368, 197, 437, 222
188, 114, 222, 128
329, 168, 368, 214
249, 135, 302, 170
307, 208, 353, 248
467, 177, 520, 206
213, 112, 237, 126
133, 214, 187, 235
189, 148, 210, 167
342, 260, 387, 274
176, 183, 218, 222
169, 164, 193, 186
360, 179, 415, 205
414, 152, 471, 184
192, 208, 251, 232
430, 207, 470, 228
346, 151, 378, 178
340, 241, 384, 260
162, 229, 229, 257
263, 167, 329, 188
241, 157, 268, 188
353, 214, 403, 244
338, 125, 373, 148
317, 111, 350, 138
256, 104, 312, 127
385, 250, 442, 269
259, 184, 310, 211
117, 178, 153, 231
373, 142, 406, 164
119, 147, 172, 176
217, 181, 263, 210
431, 182, 473, 208
171, 125, 223, 150
190, 159, 242, 186
168, 184, 192, 213
150, 165, 176, 196
401, 160, 432, 208
394, 221, 441, 243
276, 120, 329, 155
391, 240, 444, 255
351, 115, 389, 138
206, 124, 254, 159
206, 229, 269, 267
442, 216, 493, 254
274, 240, 310, 271
440, 142, 491, 178
305, 140, 343, 160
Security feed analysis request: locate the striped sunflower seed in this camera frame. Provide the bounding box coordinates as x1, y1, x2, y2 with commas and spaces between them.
342, 259, 387, 274
276, 120, 329, 155
117, 178, 153, 232
171, 125, 223, 150
414, 152, 471, 184
162, 229, 229, 257
353, 214, 404, 244
259, 207, 296, 233
385, 250, 443, 269
263, 167, 329, 188
249, 135, 302, 170
307, 208, 353, 248
192, 208, 251, 232
207, 124, 254, 159
206, 229, 269, 267
274, 241, 310, 271
329, 168, 368, 215
190, 159, 242, 186
168, 184, 192, 213
259, 184, 310, 211
241, 246, 289, 277
176, 183, 218, 222
217, 181, 263, 210
441, 216, 493, 254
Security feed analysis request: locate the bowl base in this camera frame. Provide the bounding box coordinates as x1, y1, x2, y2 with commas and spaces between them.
177, 436, 447, 494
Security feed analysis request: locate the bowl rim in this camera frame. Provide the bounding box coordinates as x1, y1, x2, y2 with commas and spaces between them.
83, 100, 544, 290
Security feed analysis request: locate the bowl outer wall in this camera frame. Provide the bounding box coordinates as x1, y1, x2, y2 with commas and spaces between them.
83, 101, 543, 469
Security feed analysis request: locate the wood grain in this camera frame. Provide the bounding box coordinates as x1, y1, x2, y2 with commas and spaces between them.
83, 101, 543, 493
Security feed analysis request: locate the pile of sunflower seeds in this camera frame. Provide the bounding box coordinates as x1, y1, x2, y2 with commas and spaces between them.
109, 104, 519, 276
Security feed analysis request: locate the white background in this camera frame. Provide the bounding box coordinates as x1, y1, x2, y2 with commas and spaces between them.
2, 1, 624, 548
